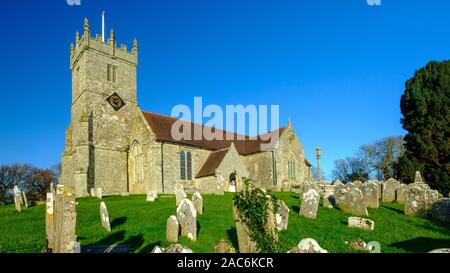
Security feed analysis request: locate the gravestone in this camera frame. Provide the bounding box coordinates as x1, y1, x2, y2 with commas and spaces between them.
176, 199, 197, 241
288, 238, 328, 253
361, 181, 379, 208
146, 191, 158, 202
348, 217, 375, 231
152, 244, 193, 253
53, 185, 78, 253
276, 199, 290, 231
432, 198, 450, 224
382, 178, 400, 203
405, 186, 438, 217
396, 184, 408, 204
100, 202, 111, 232
45, 192, 55, 250
96, 187, 103, 199
166, 215, 179, 243
282, 180, 291, 192
22, 192, 28, 208
191, 192, 203, 215
415, 171, 423, 183
90, 188, 96, 197
214, 239, 236, 253
323, 193, 336, 209
339, 188, 368, 216
353, 181, 363, 189
13, 186, 22, 212
333, 180, 344, 187
175, 183, 187, 206
300, 189, 320, 219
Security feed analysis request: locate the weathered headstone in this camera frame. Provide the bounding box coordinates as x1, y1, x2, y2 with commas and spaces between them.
300, 189, 320, 219
276, 199, 290, 231
339, 188, 368, 216
405, 186, 438, 217
13, 186, 22, 212
90, 188, 95, 197
288, 238, 328, 253
96, 187, 103, 199
22, 192, 28, 208
100, 202, 111, 232
53, 185, 78, 253
45, 192, 55, 250
174, 183, 187, 206
432, 198, 450, 224
382, 178, 400, 203
323, 193, 336, 209
396, 184, 408, 204
361, 181, 379, 208
191, 192, 203, 215
333, 180, 344, 187
353, 181, 363, 189
166, 215, 179, 243
176, 199, 197, 241
146, 191, 158, 202
348, 217, 375, 231
214, 239, 236, 253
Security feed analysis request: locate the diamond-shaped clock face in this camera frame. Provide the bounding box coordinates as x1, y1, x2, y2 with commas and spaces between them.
106, 92, 126, 111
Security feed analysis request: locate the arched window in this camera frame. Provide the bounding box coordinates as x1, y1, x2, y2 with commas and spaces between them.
288, 161, 296, 179
130, 141, 144, 184
180, 151, 186, 180
186, 152, 192, 180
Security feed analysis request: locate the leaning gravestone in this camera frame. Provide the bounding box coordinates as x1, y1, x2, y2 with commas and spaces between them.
339, 188, 368, 216
323, 193, 336, 209
100, 202, 111, 232
166, 215, 179, 243
53, 185, 79, 253
174, 183, 187, 206
176, 199, 197, 241
276, 199, 290, 231
146, 191, 158, 202
191, 192, 203, 215
348, 217, 375, 231
300, 189, 320, 219
361, 181, 379, 208
382, 178, 400, 203
46, 192, 55, 250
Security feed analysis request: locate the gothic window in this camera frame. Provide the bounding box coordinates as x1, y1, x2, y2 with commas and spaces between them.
186, 152, 192, 180
288, 161, 296, 179
180, 151, 186, 180
130, 141, 144, 184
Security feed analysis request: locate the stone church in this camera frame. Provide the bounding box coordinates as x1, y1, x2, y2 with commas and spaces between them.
60, 18, 312, 197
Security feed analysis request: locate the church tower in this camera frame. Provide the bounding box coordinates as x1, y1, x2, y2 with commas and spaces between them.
60, 18, 139, 197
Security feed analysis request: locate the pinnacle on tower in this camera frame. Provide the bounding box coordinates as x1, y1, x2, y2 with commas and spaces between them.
84, 18, 89, 33
132, 38, 138, 54
109, 28, 115, 44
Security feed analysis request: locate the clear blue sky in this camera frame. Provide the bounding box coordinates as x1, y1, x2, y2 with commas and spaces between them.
1, 0, 449, 178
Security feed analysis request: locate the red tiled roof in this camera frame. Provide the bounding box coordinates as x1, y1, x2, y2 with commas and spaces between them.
141, 111, 286, 155
195, 148, 229, 178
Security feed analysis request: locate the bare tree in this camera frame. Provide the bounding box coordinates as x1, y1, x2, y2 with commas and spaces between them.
331, 157, 371, 183
0, 164, 37, 203
358, 136, 405, 180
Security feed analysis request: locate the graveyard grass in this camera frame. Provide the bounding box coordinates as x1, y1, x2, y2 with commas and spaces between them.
0, 193, 449, 253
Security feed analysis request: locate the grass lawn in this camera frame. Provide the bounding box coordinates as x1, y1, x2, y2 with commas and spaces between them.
0, 192, 449, 253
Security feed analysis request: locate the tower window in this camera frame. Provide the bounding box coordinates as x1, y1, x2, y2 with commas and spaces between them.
107, 65, 117, 82
180, 151, 186, 180
186, 152, 192, 180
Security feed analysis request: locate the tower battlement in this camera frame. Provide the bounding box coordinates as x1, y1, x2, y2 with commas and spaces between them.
70, 18, 138, 70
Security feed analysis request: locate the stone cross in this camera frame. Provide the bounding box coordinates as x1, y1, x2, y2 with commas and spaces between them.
300, 189, 320, 219
191, 192, 203, 215
100, 202, 111, 232
176, 199, 197, 241
166, 215, 179, 243
315, 147, 322, 183
415, 171, 423, 183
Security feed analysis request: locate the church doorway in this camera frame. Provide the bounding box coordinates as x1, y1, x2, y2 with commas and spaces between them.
228, 172, 237, 193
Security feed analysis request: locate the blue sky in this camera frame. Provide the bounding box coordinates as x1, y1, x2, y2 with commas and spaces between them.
1, 0, 449, 178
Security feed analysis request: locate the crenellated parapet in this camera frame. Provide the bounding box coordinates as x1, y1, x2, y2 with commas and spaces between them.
70, 18, 138, 71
